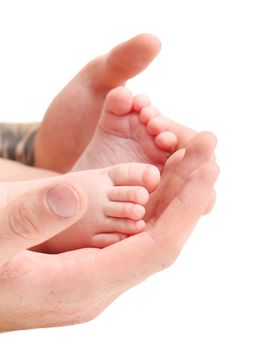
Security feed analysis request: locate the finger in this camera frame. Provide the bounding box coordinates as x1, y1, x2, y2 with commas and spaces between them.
152, 132, 217, 218
94, 34, 161, 88
163, 149, 186, 173
150, 163, 219, 265
167, 118, 197, 149
169, 122, 217, 166
177, 132, 217, 179
0, 183, 87, 265
80, 34, 161, 89
162, 131, 217, 188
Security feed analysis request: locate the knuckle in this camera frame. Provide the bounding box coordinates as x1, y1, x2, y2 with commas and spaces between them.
8, 202, 42, 240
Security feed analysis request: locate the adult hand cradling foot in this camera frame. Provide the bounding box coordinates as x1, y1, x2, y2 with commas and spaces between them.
33, 33, 216, 212
0, 137, 218, 331
0, 34, 219, 331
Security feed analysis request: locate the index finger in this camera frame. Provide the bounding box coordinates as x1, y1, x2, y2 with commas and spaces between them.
167, 118, 197, 149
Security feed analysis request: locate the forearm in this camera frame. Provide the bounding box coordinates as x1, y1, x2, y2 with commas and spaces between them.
0, 122, 40, 166
0, 123, 61, 209
0, 122, 59, 180
0, 158, 58, 181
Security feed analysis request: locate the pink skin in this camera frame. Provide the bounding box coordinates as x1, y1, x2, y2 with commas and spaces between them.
1, 163, 160, 253
34, 34, 162, 173
0, 33, 216, 255
39, 131, 217, 254
32, 85, 179, 253
73, 86, 178, 171
145, 131, 217, 222
33, 33, 216, 216
0, 34, 219, 331
0, 135, 219, 331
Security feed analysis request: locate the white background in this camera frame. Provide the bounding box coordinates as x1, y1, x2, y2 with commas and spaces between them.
1, 0, 266, 349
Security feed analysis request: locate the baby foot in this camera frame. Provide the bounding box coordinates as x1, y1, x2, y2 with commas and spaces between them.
3, 163, 160, 252
73, 87, 177, 172
35, 34, 161, 172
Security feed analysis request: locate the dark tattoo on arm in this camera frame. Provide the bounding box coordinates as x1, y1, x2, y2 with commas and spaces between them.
0, 123, 39, 166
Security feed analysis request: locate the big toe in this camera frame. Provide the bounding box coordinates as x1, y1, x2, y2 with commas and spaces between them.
108, 163, 160, 192
104, 87, 133, 116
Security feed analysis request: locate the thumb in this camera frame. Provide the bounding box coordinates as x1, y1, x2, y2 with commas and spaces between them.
0, 182, 87, 265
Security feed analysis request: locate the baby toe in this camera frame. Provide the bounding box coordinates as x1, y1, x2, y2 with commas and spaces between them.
147, 116, 169, 135
108, 186, 149, 205
104, 202, 145, 220
104, 87, 133, 116
155, 131, 178, 152
106, 218, 146, 234
133, 94, 151, 112
108, 163, 160, 192
139, 106, 160, 123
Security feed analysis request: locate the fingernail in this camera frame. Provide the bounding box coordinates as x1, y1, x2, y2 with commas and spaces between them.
46, 184, 80, 218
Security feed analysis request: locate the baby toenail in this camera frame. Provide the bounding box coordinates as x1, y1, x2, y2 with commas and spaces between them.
136, 188, 149, 204
135, 220, 145, 231
143, 166, 154, 183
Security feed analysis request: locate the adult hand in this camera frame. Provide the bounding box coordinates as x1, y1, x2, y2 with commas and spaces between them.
0, 137, 218, 331
34, 34, 201, 173
35, 34, 161, 172
0, 182, 88, 330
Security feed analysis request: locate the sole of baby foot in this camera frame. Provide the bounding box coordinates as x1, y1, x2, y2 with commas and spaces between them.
72, 87, 177, 172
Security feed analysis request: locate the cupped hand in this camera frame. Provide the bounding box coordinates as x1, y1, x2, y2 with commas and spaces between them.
0, 133, 218, 331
